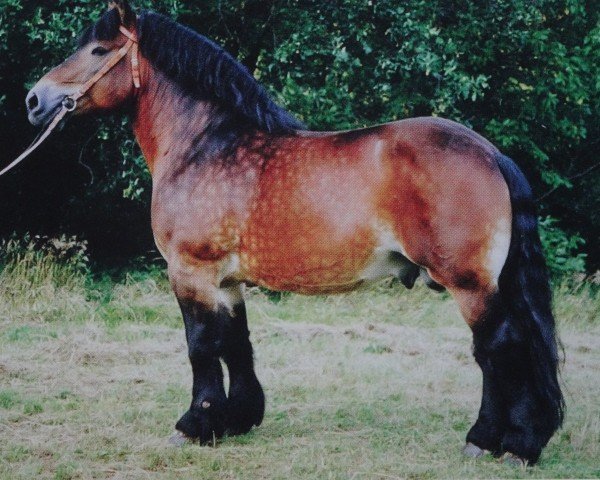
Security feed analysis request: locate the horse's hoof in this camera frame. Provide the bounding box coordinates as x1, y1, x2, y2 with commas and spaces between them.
500, 452, 528, 468
462, 442, 488, 458
175, 407, 225, 445
168, 431, 194, 447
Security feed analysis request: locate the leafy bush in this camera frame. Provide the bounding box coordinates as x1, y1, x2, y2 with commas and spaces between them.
539, 216, 587, 276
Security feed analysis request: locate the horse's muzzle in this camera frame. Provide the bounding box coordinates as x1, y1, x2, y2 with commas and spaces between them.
26, 83, 65, 127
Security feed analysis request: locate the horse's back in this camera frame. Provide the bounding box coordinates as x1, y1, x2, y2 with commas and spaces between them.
297, 116, 498, 157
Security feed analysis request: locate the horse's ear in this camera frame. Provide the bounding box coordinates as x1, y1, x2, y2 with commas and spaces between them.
108, 0, 135, 26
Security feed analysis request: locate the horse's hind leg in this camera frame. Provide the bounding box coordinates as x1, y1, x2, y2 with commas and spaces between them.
454, 288, 555, 465
473, 301, 555, 465
222, 300, 265, 435
450, 288, 506, 458
173, 298, 228, 444
464, 296, 506, 457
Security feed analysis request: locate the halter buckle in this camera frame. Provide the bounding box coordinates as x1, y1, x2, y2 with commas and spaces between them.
62, 96, 77, 112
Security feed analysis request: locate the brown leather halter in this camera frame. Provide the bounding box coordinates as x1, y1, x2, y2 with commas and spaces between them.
0, 26, 140, 177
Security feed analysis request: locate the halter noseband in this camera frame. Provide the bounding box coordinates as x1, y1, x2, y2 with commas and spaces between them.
0, 26, 140, 177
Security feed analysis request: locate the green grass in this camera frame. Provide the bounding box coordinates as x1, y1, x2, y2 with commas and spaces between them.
0, 253, 599, 479
0, 390, 20, 409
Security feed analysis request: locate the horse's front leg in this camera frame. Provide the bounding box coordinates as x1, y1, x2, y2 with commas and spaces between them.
222, 301, 265, 435
168, 259, 264, 443
174, 297, 228, 444
167, 258, 235, 444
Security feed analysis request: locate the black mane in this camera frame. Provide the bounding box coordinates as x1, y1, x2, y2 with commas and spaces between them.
79, 10, 305, 134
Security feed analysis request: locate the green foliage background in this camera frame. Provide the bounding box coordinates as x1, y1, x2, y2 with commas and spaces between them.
0, 0, 598, 274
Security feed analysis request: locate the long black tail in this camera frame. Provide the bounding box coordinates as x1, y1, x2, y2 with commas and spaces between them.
495, 153, 565, 435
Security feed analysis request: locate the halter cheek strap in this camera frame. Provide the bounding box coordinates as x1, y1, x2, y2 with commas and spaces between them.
71, 25, 140, 104
0, 26, 140, 178
119, 26, 141, 88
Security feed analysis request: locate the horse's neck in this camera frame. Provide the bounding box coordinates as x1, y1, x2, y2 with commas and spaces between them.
132, 68, 221, 176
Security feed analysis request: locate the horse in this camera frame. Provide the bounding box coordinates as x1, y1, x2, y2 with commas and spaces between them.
23, 1, 563, 466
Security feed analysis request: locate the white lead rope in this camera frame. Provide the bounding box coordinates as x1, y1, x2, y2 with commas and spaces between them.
0, 103, 71, 177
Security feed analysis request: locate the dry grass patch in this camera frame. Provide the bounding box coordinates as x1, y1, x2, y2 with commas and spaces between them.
0, 274, 599, 479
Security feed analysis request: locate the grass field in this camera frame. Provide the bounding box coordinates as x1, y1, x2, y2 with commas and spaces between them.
0, 254, 599, 479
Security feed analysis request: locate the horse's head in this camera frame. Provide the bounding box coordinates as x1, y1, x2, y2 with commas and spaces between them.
26, 1, 139, 126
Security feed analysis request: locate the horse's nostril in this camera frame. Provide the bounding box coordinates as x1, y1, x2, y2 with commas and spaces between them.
27, 92, 39, 111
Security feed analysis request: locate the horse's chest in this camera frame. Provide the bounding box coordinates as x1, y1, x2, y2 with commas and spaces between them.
150, 167, 257, 263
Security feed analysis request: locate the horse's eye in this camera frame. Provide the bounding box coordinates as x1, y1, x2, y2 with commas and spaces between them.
91, 46, 109, 56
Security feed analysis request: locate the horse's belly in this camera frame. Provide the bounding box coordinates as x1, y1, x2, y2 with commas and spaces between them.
240, 249, 370, 294
238, 221, 409, 294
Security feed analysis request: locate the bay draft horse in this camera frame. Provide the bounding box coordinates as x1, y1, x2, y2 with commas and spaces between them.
24, 1, 564, 466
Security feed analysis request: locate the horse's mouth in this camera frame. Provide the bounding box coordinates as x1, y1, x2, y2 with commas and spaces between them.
34, 100, 74, 131
28, 101, 62, 127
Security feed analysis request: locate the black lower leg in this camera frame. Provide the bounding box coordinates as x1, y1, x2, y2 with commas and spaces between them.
175, 299, 227, 443
466, 343, 506, 455
493, 338, 550, 463
222, 302, 265, 435
476, 310, 555, 464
